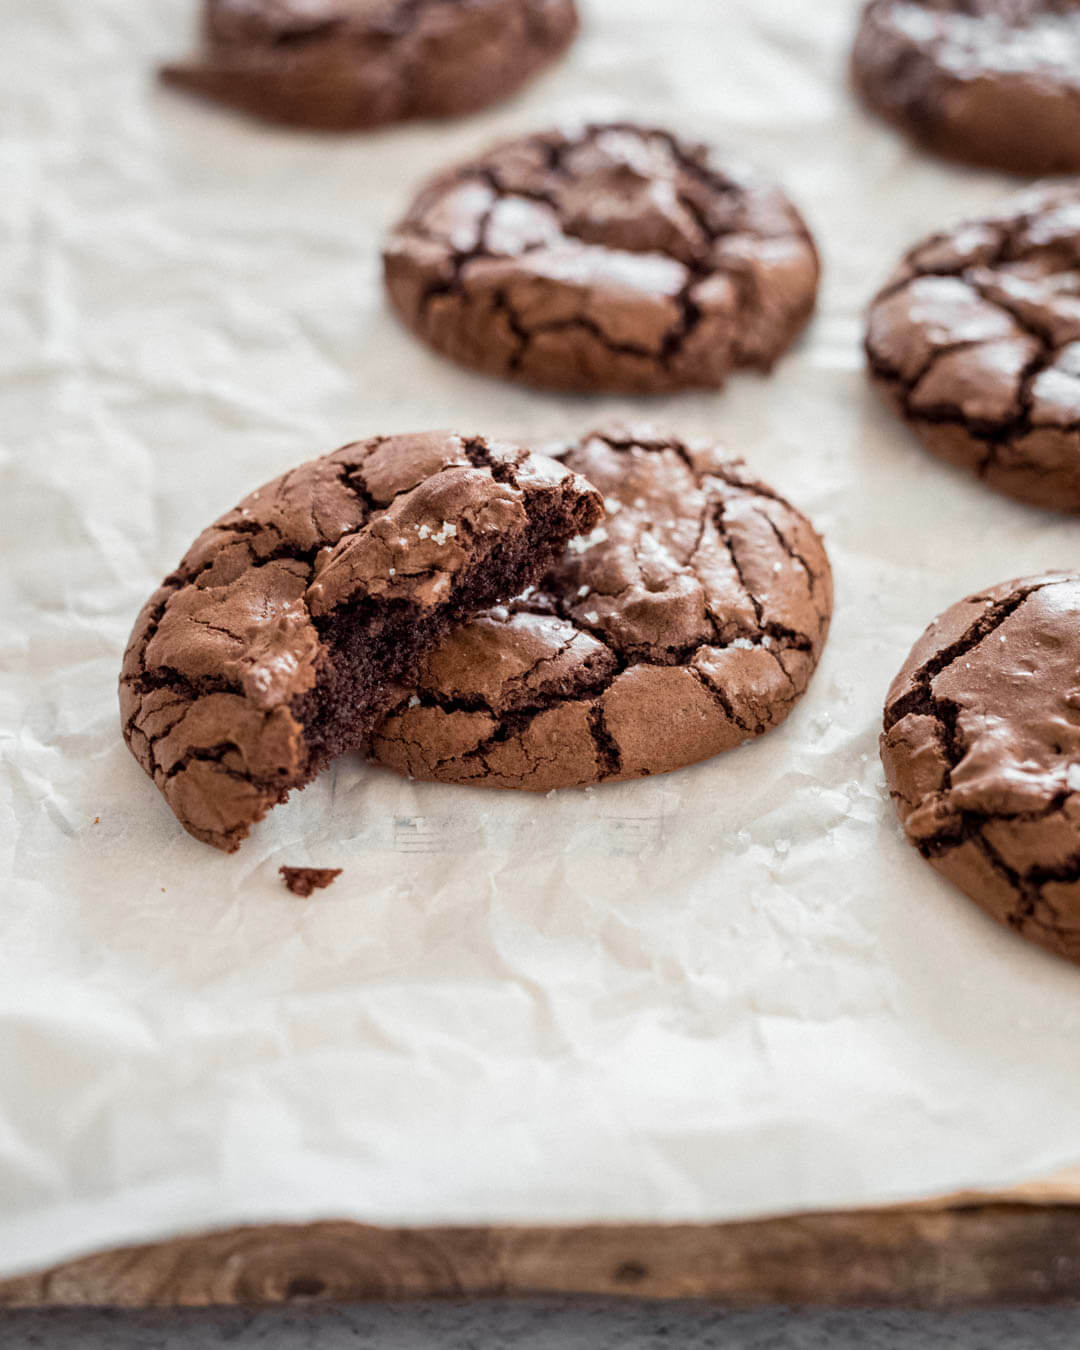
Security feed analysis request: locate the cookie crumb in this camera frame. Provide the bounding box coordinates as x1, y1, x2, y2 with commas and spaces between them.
93, 816, 100, 825
280, 866, 343, 898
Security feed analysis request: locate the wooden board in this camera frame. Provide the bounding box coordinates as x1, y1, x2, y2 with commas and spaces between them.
5, 1203, 1080, 1308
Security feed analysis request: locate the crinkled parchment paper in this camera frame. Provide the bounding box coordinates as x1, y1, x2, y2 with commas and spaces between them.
3, 0, 1080, 1282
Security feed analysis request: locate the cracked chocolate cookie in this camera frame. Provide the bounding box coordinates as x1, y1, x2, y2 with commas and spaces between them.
369, 429, 833, 790
882, 572, 1080, 965
383, 123, 820, 394
866, 184, 1080, 513
160, 0, 579, 131
119, 432, 602, 851
852, 0, 1080, 173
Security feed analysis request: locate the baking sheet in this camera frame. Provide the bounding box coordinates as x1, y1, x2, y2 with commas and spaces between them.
4, 0, 1080, 1283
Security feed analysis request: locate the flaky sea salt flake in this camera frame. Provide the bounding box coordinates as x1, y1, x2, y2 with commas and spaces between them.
568, 525, 609, 554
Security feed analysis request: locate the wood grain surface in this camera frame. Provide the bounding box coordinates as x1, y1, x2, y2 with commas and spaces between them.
4, 1204, 1080, 1309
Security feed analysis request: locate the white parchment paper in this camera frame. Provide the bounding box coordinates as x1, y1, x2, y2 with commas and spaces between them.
4, 0, 1080, 1282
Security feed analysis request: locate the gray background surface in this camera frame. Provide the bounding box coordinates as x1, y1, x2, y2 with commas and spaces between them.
2, 1301, 1080, 1348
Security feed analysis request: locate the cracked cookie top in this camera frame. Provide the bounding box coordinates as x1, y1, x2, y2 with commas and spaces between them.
383, 123, 820, 393
160, 0, 579, 130
119, 432, 602, 852
866, 184, 1080, 513
370, 428, 833, 791
882, 572, 1080, 965
853, 1, 1080, 172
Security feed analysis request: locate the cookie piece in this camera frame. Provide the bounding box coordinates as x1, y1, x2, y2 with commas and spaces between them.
882, 572, 1080, 965
160, 0, 579, 131
853, 0, 1080, 173
383, 124, 820, 394
120, 433, 602, 851
866, 184, 1080, 513
280, 866, 342, 896
370, 430, 833, 790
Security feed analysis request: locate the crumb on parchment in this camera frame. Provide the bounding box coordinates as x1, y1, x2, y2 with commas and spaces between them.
280, 866, 343, 898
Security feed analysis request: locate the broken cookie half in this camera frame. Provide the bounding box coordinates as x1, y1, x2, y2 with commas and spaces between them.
370, 429, 834, 790
120, 433, 602, 851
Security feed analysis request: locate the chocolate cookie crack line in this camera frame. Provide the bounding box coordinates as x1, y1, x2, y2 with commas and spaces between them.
438, 281, 690, 369
571, 450, 822, 653
391, 673, 625, 782
584, 429, 700, 477
883, 580, 1051, 744
966, 275, 1064, 351
398, 628, 609, 719
520, 311, 664, 366
266, 16, 346, 47
162, 741, 258, 782
867, 334, 996, 407
386, 620, 811, 777
759, 509, 820, 598
586, 703, 622, 778
125, 666, 242, 707
979, 341, 1050, 477
687, 666, 756, 735
869, 199, 1058, 307
713, 498, 765, 631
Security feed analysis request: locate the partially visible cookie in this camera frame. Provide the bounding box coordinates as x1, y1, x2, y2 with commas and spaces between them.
866, 184, 1080, 513
383, 123, 820, 394
119, 433, 602, 851
881, 572, 1080, 965
852, 0, 1080, 173
370, 429, 833, 790
161, 0, 579, 130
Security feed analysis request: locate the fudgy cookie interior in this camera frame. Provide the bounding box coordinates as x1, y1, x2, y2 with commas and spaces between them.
296, 486, 589, 771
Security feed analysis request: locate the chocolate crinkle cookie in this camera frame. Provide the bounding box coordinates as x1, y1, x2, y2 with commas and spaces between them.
852, 0, 1080, 173
867, 184, 1080, 513
119, 433, 601, 852
370, 429, 833, 790
882, 572, 1080, 966
161, 0, 579, 131
383, 123, 820, 394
